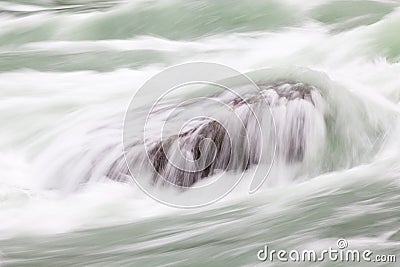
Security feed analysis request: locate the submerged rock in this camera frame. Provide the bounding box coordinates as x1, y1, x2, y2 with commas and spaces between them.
110, 82, 325, 188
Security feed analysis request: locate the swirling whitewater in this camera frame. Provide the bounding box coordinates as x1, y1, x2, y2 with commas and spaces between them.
0, 0, 400, 266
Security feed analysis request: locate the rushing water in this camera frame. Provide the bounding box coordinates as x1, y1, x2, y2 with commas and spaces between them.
1, 0, 400, 266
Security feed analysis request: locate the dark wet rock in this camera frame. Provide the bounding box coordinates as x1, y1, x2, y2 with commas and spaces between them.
108, 82, 322, 188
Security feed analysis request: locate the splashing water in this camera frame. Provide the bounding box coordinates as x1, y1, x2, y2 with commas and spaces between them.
0, 0, 400, 266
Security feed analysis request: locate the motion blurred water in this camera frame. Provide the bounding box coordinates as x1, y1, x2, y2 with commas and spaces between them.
0, 0, 400, 266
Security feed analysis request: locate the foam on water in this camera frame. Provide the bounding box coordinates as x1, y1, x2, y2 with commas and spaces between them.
0, 0, 400, 266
